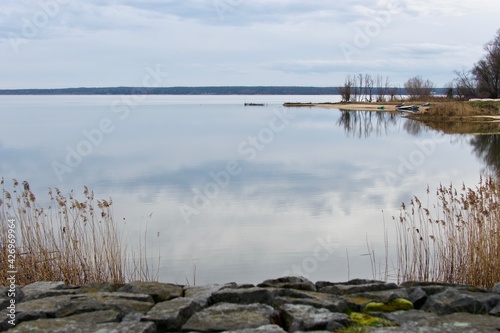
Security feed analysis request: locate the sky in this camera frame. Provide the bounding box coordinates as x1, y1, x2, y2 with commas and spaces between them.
0, 0, 499, 89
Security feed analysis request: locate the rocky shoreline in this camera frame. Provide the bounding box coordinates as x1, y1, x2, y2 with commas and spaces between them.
1, 277, 499, 332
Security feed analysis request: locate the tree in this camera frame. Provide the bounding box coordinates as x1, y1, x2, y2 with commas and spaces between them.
454, 67, 478, 99
404, 76, 434, 100
365, 74, 375, 102
472, 29, 500, 98
338, 75, 354, 102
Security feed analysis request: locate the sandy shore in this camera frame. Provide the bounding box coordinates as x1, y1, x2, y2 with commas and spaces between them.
283, 102, 429, 112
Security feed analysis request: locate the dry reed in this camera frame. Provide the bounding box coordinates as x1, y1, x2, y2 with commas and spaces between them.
0, 179, 156, 286
394, 177, 500, 289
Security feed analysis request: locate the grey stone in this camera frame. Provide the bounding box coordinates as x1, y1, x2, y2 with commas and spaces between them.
0, 292, 154, 326
280, 303, 350, 332
8, 317, 156, 333
357, 288, 410, 303
78, 282, 124, 293
223, 324, 287, 333
273, 292, 347, 314
493, 282, 500, 294
407, 287, 428, 309
258, 277, 316, 292
378, 309, 438, 327
423, 288, 500, 315
317, 280, 398, 295
118, 281, 183, 302
489, 303, 500, 316
143, 297, 203, 331
182, 302, 278, 332
184, 284, 225, 307
367, 312, 500, 333
21, 281, 78, 301
210, 287, 274, 305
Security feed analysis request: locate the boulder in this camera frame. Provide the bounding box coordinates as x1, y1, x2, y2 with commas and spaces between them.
364, 298, 413, 313
142, 297, 203, 331
258, 277, 316, 292
182, 302, 278, 332
118, 282, 183, 303
280, 303, 350, 332
184, 284, 225, 307
316, 280, 398, 295
368, 312, 500, 333
0, 291, 154, 328
222, 324, 287, 333
493, 283, 500, 295
8, 316, 156, 333
422, 288, 500, 315
378, 309, 438, 328
210, 287, 274, 306
21, 282, 78, 301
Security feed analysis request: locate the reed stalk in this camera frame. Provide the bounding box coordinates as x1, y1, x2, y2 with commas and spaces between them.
395, 177, 500, 289
0, 179, 156, 286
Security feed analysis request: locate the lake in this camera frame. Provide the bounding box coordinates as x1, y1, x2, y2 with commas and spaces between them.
0, 95, 496, 285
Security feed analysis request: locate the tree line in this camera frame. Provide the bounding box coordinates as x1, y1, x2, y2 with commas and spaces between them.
338, 29, 500, 102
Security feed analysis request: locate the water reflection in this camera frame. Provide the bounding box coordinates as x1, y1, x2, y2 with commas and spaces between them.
1, 96, 497, 284
470, 134, 500, 175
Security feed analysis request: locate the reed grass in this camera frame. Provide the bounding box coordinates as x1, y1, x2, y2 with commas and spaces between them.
416, 101, 500, 118
394, 177, 500, 289
0, 179, 156, 286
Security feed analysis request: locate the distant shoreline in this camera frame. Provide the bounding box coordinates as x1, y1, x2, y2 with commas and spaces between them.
0, 86, 448, 96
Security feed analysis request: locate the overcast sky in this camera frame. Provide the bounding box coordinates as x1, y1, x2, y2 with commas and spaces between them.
1, 0, 499, 89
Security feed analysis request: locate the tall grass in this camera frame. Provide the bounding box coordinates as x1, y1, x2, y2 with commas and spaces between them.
395, 177, 500, 289
418, 101, 500, 118
0, 179, 156, 286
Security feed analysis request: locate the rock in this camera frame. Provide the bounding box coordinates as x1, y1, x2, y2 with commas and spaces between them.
223, 324, 287, 333
367, 312, 500, 333
489, 303, 500, 316
349, 312, 396, 328
0, 291, 154, 328
184, 284, 225, 307
271, 288, 347, 313
423, 288, 500, 315
361, 289, 410, 303
210, 287, 274, 306
78, 282, 123, 293
258, 277, 316, 292
493, 283, 500, 294
181, 302, 278, 332
377, 309, 438, 328
316, 280, 398, 295
342, 294, 375, 312
8, 316, 156, 333
364, 298, 413, 313
118, 282, 183, 303
21, 282, 77, 301
280, 303, 350, 332
273, 295, 347, 314
142, 297, 203, 331
406, 287, 428, 309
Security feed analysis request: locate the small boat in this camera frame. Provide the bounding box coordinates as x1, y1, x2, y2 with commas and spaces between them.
397, 105, 419, 112
244, 103, 265, 106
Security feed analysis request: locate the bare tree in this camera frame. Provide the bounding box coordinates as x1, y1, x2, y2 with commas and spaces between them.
338, 75, 354, 102
454, 68, 478, 99
358, 73, 365, 102
365, 74, 375, 102
472, 29, 500, 98
375, 75, 391, 102
404, 76, 434, 100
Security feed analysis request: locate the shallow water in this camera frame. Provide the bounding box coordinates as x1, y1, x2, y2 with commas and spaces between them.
0, 95, 496, 284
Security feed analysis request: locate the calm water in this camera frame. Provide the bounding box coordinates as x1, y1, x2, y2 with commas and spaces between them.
0, 95, 496, 285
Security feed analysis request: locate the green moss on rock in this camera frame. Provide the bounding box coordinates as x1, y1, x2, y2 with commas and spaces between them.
349, 312, 396, 327
364, 298, 414, 313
